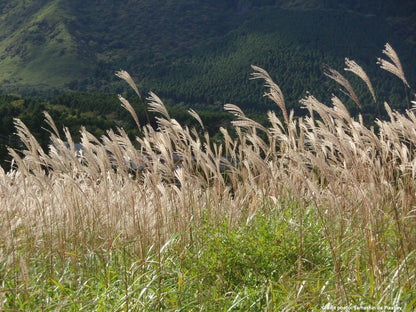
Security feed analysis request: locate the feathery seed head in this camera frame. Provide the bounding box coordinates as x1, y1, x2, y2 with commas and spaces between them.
115, 70, 142, 98
344, 58, 376, 103
188, 108, 204, 129
377, 43, 409, 88
147, 92, 170, 120
250, 65, 288, 126
118, 95, 141, 129
323, 64, 362, 111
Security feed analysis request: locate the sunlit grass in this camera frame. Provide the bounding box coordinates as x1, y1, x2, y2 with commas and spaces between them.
1, 43, 416, 310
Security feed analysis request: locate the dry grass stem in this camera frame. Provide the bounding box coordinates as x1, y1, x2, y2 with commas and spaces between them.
377, 43, 410, 88
323, 64, 363, 111
250, 65, 289, 126
115, 69, 142, 98
1, 43, 415, 310
118, 95, 141, 129
344, 58, 377, 104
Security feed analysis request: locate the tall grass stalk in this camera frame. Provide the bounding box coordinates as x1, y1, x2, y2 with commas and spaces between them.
0, 43, 415, 310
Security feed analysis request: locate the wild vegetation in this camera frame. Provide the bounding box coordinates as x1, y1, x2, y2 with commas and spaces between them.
1, 0, 415, 110
0, 92, 236, 170
0, 43, 415, 310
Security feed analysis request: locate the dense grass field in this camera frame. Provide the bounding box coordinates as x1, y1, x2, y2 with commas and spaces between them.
1, 44, 415, 311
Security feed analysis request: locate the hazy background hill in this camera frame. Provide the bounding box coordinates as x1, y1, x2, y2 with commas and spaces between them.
0, 0, 415, 111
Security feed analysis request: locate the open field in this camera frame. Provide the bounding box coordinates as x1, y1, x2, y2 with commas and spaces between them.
1, 44, 415, 311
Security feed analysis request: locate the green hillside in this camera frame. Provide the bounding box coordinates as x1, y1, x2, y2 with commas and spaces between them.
0, 0, 88, 92
2, 2, 416, 308
138, 5, 415, 114
0, 0, 415, 110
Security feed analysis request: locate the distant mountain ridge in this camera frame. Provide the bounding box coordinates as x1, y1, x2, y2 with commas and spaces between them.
0, 0, 415, 111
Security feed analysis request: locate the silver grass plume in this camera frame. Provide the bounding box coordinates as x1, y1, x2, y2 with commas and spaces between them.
116, 70, 151, 125
250, 65, 289, 126
377, 43, 409, 88
344, 58, 376, 103
115, 70, 141, 98
188, 108, 204, 129
223, 103, 245, 119
224, 103, 266, 132
323, 64, 363, 111
118, 95, 141, 129
43, 111, 60, 137
331, 95, 352, 124
147, 92, 170, 120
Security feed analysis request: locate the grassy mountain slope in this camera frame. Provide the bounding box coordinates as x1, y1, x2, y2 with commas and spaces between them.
0, 0, 88, 92
0, 0, 414, 112
141, 6, 415, 114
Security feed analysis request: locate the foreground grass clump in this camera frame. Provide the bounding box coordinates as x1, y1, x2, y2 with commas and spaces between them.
0, 203, 334, 311
1, 43, 416, 310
